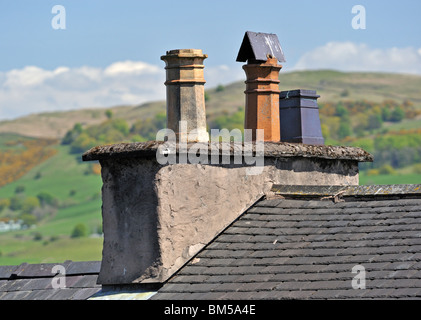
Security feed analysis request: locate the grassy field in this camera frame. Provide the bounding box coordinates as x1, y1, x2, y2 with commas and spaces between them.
0, 144, 102, 202
0, 236, 103, 265
0, 142, 103, 266
359, 172, 421, 186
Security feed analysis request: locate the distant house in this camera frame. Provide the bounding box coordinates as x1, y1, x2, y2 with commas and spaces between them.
0, 220, 23, 233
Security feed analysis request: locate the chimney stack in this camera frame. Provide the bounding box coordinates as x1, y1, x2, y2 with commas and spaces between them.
81, 37, 373, 288
236, 31, 286, 142
161, 49, 209, 142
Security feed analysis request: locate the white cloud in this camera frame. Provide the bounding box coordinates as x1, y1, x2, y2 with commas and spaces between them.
4, 66, 64, 88
0, 60, 245, 120
0, 61, 166, 120
104, 60, 161, 76
292, 42, 421, 75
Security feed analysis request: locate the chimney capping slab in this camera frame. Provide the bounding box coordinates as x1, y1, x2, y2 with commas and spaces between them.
280, 89, 320, 100
82, 141, 373, 163
161, 49, 208, 59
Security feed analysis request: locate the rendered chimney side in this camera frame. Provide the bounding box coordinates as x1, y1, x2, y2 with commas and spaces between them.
161, 49, 209, 142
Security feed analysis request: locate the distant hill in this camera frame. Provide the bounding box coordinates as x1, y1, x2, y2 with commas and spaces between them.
0, 70, 420, 139
1, 69, 421, 265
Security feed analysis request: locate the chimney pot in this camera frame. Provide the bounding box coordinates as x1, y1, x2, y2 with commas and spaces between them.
237, 31, 285, 142
279, 89, 325, 145
161, 49, 209, 142
241, 57, 283, 142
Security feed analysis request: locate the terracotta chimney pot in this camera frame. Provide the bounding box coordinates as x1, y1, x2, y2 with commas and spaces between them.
243, 57, 282, 141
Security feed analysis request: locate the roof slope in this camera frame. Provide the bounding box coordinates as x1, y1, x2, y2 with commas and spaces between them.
152, 190, 421, 300
0, 261, 101, 300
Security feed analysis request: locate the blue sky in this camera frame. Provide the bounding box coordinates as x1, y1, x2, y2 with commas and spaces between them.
0, 0, 420, 120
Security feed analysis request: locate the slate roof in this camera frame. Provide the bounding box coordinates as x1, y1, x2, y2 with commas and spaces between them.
2, 185, 421, 300
0, 260, 101, 300
151, 185, 421, 300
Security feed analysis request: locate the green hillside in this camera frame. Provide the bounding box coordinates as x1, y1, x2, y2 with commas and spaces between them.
0, 142, 103, 265
1, 70, 420, 139
1, 70, 421, 265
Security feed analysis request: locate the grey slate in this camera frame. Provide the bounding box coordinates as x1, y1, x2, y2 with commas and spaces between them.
0, 261, 101, 300
152, 194, 421, 300
236, 31, 286, 63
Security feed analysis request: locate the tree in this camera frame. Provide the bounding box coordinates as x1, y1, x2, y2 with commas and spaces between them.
71, 223, 87, 238
340, 89, 350, 97
367, 114, 383, 130
338, 120, 352, 139
335, 103, 349, 118
413, 163, 421, 174
62, 123, 83, 145
105, 110, 113, 119
9, 196, 24, 211
15, 185, 25, 194
22, 196, 41, 214
0, 199, 10, 212
20, 213, 37, 227
204, 91, 210, 102
33, 232, 43, 241
112, 119, 130, 136
379, 164, 396, 175
130, 112, 167, 141
216, 84, 225, 92
389, 107, 405, 122
37, 192, 58, 207
70, 132, 97, 154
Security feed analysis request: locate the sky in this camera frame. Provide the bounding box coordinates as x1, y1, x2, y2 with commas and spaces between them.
0, 0, 420, 120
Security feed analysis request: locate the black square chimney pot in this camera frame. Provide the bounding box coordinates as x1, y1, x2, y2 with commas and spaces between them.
279, 89, 325, 145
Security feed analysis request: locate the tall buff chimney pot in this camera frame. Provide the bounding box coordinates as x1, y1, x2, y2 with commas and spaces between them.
161, 49, 209, 142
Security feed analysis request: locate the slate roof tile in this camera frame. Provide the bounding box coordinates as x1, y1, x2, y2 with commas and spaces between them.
0, 265, 18, 280
0, 290, 32, 300
23, 289, 57, 300
65, 261, 101, 275
0, 261, 100, 300
14, 261, 72, 278
72, 287, 102, 300
255, 199, 284, 207
19, 277, 54, 291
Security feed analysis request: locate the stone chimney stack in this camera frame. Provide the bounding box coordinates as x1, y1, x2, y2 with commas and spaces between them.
161, 49, 209, 142
236, 31, 285, 142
